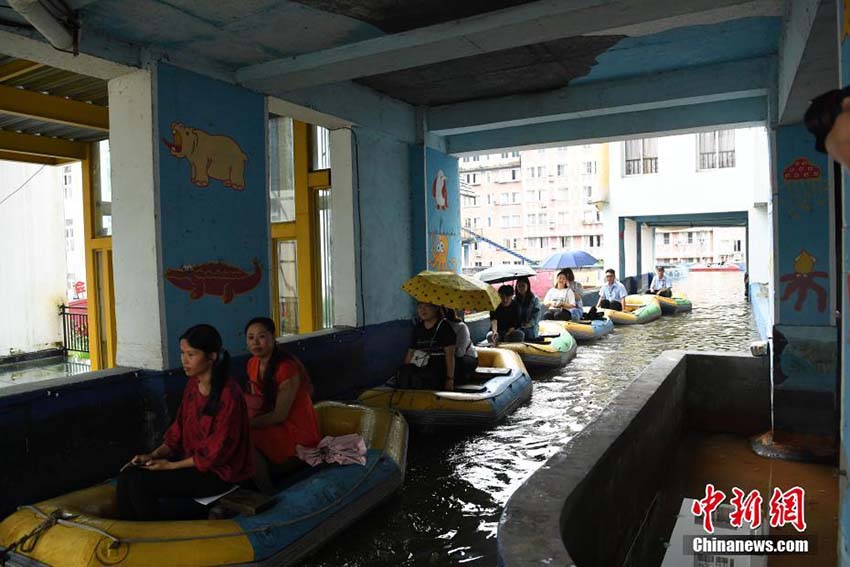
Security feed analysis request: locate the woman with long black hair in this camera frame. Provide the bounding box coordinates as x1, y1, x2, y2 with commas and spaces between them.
244, 317, 320, 494
117, 324, 254, 520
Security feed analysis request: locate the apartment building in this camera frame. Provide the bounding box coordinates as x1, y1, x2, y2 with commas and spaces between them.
460, 145, 608, 268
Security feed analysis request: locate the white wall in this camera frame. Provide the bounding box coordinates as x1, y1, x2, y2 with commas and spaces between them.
601, 127, 771, 276
0, 161, 67, 355
61, 162, 86, 299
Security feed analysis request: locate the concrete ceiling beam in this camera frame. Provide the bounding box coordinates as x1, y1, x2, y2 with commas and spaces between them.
429, 57, 771, 135
777, 0, 838, 125
237, 0, 783, 90
446, 97, 767, 154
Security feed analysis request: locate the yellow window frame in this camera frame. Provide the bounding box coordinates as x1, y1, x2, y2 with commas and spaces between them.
270, 120, 331, 335
81, 143, 116, 369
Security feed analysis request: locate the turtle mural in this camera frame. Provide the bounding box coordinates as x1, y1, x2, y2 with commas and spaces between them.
165, 258, 262, 303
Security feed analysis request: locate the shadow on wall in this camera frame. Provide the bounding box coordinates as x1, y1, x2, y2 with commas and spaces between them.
0, 320, 412, 517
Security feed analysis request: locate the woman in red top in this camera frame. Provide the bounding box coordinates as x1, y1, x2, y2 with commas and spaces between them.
244, 317, 321, 493
117, 324, 253, 520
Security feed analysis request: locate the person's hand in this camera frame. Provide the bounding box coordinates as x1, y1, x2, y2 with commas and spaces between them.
131, 453, 155, 466
443, 378, 454, 391
143, 459, 174, 471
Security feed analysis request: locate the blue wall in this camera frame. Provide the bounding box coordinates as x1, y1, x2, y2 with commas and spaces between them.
770, 125, 837, 440
354, 127, 415, 325
775, 125, 832, 325
156, 64, 269, 366
410, 145, 461, 274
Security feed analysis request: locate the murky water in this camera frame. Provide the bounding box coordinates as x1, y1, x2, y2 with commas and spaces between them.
306, 272, 760, 566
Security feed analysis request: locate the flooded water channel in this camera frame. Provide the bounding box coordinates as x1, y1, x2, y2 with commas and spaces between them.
307, 272, 760, 566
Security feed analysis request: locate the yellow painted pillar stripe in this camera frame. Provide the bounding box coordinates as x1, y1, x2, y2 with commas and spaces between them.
81, 145, 103, 370
293, 120, 318, 333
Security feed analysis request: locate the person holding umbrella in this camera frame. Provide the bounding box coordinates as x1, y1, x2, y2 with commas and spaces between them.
397, 302, 457, 391
399, 271, 500, 391
542, 269, 582, 321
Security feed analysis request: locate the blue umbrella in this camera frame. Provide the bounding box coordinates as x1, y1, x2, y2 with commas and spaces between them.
539, 250, 599, 269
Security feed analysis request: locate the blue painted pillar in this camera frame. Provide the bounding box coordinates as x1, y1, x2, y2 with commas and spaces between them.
771, 124, 837, 441
409, 145, 461, 273
618, 216, 626, 282
838, 3, 850, 562
156, 64, 269, 367
635, 221, 643, 286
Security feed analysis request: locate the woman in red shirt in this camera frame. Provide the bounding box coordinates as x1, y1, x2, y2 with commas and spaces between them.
244, 317, 321, 494
117, 324, 253, 520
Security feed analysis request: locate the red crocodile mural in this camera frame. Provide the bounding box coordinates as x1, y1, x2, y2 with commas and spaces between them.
165, 258, 262, 304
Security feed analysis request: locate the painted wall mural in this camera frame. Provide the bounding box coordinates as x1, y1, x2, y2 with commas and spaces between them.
780, 250, 828, 312
156, 64, 268, 366
162, 122, 248, 190
774, 128, 832, 326
165, 258, 262, 303
773, 325, 837, 394
410, 146, 460, 274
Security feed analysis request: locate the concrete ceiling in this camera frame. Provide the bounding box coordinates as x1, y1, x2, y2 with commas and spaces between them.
0, 0, 839, 151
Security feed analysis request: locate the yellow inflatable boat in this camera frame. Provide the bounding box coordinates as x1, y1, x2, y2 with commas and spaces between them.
602, 294, 662, 325
0, 402, 407, 567
495, 327, 578, 369
358, 348, 531, 427
651, 292, 693, 315
539, 317, 614, 342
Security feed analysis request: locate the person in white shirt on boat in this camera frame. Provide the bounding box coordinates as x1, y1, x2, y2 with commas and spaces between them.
646, 266, 672, 298
597, 268, 628, 311
541, 269, 583, 321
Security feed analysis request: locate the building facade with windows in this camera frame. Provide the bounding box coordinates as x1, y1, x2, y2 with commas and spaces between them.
601, 127, 770, 284
460, 145, 608, 269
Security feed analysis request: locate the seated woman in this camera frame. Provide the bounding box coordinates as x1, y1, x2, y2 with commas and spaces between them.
443, 307, 478, 383
487, 285, 525, 345
397, 302, 456, 391
244, 317, 321, 494
514, 277, 541, 339
541, 270, 583, 321
117, 324, 253, 521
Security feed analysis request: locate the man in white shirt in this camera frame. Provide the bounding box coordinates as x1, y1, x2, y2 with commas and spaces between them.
596, 268, 628, 311
647, 266, 672, 298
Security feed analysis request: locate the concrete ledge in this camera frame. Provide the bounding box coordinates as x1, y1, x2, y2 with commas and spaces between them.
498, 350, 767, 566
685, 351, 770, 435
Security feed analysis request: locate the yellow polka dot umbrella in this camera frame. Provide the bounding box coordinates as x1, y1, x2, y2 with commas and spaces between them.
401, 270, 500, 312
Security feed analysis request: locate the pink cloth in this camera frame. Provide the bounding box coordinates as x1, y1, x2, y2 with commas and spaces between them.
296, 434, 367, 467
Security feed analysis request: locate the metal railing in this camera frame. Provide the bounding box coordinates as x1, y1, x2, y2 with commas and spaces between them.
59, 305, 89, 354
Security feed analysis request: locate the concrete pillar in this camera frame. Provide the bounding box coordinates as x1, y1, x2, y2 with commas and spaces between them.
410, 145, 460, 274
770, 124, 837, 442
109, 63, 268, 369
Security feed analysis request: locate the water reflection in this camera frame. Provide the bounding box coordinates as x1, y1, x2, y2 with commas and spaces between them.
306, 272, 759, 566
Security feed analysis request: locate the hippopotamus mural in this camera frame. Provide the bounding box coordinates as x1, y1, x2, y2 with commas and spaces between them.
165, 258, 262, 303
163, 122, 248, 190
